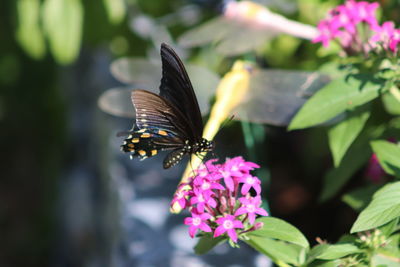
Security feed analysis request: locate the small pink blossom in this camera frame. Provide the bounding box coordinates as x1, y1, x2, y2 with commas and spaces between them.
235, 196, 268, 224
184, 212, 212, 238
239, 175, 262, 195
190, 188, 217, 213
214, 215, 244, 242
171, 184, 190, 210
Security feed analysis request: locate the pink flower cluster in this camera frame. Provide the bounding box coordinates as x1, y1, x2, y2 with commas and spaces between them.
313, 0, 400, 55
171, 157, 268, 243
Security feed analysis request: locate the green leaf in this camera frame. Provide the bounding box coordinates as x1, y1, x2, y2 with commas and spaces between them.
103, 0, 125, 24
194, 235, 225, 255
342, 184, 381, 211
246, 236, 303, 265
289, 74, 383, 130
379, 218, 399, 237
249, 217, 309, 248
351, 182, 400, 233
320, 119, 386, 202
307, 244, 329, 264
316, 244, 361, 260
328, 105, 371, 167
371, 251, 400, 267
319, 143, 371, 202
371, 140, 400, 178
382, 91, 400, 115
43, 0, 83, 64
15, 0, 46, 59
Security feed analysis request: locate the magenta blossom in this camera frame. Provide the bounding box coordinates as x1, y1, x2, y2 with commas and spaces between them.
184, 212, 212, 238
172, 157, 268, 244
313, 0, 400, 56
214, 215, 244, 243
235, 196, 269, 224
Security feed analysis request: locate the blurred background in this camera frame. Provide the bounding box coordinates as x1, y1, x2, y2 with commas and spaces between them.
2, 0, 399, 266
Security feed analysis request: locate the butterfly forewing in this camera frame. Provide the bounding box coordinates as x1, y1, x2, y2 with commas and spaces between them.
159, 43, 204, 140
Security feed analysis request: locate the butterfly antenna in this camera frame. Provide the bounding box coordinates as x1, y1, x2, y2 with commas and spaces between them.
219, 115, 235, 132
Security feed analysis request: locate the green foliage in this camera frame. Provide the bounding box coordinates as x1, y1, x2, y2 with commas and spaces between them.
249, 217, 309, 248
43, 0, 84, 65
351, 182, 400, 233
328, 105, 371, 167
15, 0, 46, 59
288, 74, 384, 130
371, 140, 400, 178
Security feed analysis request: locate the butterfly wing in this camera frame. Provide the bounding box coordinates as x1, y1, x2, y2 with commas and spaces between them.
159, 43, 204, 141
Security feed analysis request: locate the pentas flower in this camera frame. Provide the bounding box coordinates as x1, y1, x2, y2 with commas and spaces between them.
313, 0, 400, 56
171, 157, 268, 244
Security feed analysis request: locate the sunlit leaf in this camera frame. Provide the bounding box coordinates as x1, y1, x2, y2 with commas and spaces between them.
371, 252, 400, 267
371, 140, 400, 178
342, 184, 381, 212
382, 91, 400, 115
103, 0, 125, 24
16, 0, 46, 59
289, 74, 384, 130
194, 235, 225, 255
351, 181, 400, 232
328, 105, 371, 167
234, 70, 330, 126
249, 217, 309, 248
316, 244, 361, 260
43, 0, 83, 64
246, 236, 303, 265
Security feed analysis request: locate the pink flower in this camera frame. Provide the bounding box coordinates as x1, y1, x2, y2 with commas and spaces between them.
235, 196, 269, 224
190, 188, 217, 213
172, 157, 268, 244
214, 215, 244, 242
239, 174, 262, 195
184, 212, 212, 238
171, 184, 190, 210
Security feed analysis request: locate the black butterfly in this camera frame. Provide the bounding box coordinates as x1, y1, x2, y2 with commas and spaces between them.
120, 43, 214, 169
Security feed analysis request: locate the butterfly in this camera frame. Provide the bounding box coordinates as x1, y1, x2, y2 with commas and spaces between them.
120, 43, 214, 169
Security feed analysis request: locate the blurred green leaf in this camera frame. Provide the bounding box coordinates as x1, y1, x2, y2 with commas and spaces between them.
306, 244, 329, 264
379, 218, 399, 238
382, 92, 400, 115
319, 142, 371, 202
328, 105, 371, 167
371, 140, 400, 178
16, 0, 46, 59
103, 0, 125, 24
289, 75, 384, 130
316, 244, 361, 260
246, 236, 303, 265
371, 251, 400, 267
249, 217, 309, 248
194, 235, 225, 255
351, 181, 400, 233
320, 120, 386, 202
342, 184, 381, 212
43, 0, 83, 64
